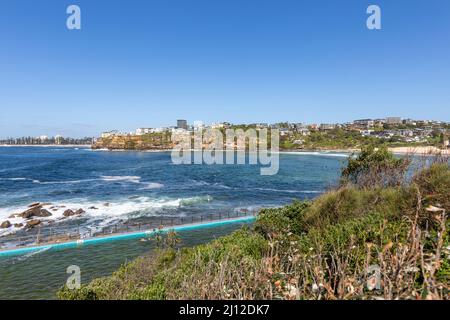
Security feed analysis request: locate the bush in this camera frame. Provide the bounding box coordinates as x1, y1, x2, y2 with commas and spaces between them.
341, 145, 410, 188
255, 200, 310, 236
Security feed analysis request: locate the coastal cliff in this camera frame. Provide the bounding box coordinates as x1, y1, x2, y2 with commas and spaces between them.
92, 133, 173, 150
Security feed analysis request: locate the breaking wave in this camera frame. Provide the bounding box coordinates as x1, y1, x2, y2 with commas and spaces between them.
100, 176, 141, 183
0, 195, 213, 237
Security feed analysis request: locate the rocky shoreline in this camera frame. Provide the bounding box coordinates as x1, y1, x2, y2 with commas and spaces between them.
0, 202, 88, 234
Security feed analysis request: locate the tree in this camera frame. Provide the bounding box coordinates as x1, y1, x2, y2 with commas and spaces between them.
341, 145, 410, 188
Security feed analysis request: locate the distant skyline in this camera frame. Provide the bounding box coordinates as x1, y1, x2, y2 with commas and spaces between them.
1, 115, 447, 139
1, 0, 450, 138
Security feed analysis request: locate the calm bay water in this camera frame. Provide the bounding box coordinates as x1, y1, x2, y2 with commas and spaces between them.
0, 147, 347, 299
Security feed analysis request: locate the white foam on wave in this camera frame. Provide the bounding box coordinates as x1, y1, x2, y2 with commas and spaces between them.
2, 175, 163, 191
0, 177, 28, 181
15, 246, 51, 261
139, 182, 164, 190
28, 176, 152, 186
100, 176, 141, 183
32, 178, 98, 185
188, 179, 232, 190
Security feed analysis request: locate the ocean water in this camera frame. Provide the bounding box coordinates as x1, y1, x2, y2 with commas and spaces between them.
0, 147, 347, 299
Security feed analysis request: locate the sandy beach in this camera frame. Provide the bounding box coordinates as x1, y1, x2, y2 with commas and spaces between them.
388, 146, 450, 155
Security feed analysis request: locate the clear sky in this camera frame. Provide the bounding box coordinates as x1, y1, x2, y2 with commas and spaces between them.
0, 0, 449, 138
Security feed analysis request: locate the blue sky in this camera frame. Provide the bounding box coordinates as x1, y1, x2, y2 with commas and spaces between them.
0, 0, 449, 137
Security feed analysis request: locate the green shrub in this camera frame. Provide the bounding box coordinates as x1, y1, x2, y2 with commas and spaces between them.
341, 145, 410, 188
255, 200, 310, 236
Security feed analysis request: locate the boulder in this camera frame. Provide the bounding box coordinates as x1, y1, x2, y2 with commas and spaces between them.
14, 223, 24, 228
75, 209, 85, 215
28, 202, 41, 208
1, 221, 11, 228
26, 219, 41, 228
21, 205, 42, 218
63, 209, 76, 217
37, 209, 52, 217
63, 208, 85, 217
88, 206, 98, 210
20, 206, 53, 218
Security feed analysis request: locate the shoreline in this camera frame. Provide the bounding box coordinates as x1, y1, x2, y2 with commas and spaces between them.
285, 146, 450, 155
2, 145, 448, 155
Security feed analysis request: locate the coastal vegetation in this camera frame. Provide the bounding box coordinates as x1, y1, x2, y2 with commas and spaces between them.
281, 128, 447, 151
58, 148, 449, 300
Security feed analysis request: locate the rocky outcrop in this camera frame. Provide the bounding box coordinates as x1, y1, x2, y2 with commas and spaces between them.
63, 209, 75, 217
28, 202, 41, 208
38, 209, 53, 217
26, 220, 41, 228
1, 221, 11, 228
92, 134, 174, 151
20, 205, 52, 219
63, 208, 85, 217
21, 206, 40, 219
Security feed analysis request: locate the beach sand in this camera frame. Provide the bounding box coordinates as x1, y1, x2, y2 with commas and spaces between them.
389, 146, 450, 155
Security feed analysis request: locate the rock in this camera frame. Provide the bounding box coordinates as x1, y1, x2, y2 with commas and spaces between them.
88, 206, 98, 210
63, 209, 76, 217
26, 219, 41, 228
21, 205, 43, 219
37, 209, 52, 217
21, 206, 53, 218
8, 213, 20, 219
28, 202, 41, 208
14, 223, 24, 228
104, 203, 110, 207
1, 221, 11, 228
63, 208, 85, 217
